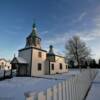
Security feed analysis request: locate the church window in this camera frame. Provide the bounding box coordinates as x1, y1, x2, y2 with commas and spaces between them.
59, 63, 62, 70
51, 64, 54, 70
66, 65, 68, 69
38, 63, 42, 71
38, 52, 42, 58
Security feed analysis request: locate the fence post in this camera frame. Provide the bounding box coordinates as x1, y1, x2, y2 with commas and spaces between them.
38, 91, 46, 100
65, 80, 69, 100
52, 85, 58, 100
62, 81, 66, 100
67, 79, 71, 100
58, 82, 63, 100
46, 88, 53, 100
4, 70, 5, 79
10, 69, 12, 78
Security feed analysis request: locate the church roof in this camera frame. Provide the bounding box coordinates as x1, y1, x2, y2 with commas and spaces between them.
17, 57, 27, 64
19, 46, 47, 52
11, 57, 28, 64
47, 45, 55, 55
31, 23, 38, 37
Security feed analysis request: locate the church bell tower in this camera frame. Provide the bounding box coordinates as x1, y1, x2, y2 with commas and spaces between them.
25, 23, 41, 49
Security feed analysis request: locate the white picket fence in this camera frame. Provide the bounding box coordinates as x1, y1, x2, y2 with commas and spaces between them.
25, 69, 97, 100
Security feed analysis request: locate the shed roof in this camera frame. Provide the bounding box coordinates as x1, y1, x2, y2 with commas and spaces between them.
11, 57, 28, 64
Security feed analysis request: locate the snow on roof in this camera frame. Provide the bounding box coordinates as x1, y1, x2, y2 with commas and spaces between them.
0, 58, 7, 62
16, 57, 28, 64
11, 57, 28, 64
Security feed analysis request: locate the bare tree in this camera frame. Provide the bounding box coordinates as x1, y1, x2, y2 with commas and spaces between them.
65, 36, 91, 71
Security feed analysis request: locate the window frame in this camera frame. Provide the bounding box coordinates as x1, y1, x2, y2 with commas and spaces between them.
38, 52, 42, 58
38, 63, 42, 71
51, 64, 54, 70
59, 63, 62, 70
66, 65, 68, 69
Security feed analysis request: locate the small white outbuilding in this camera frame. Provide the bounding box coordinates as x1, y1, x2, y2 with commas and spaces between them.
0, 59, 11, 70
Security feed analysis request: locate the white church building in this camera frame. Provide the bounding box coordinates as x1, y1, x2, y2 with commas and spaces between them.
11, 23, 68, 76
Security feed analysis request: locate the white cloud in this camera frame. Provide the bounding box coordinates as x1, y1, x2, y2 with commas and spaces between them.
42, 29, 100, 60
42, 8, 100, 59
77, 12, 87, 22
76, 29, 100, 42
80, 35, 95, 41
42, 32, 70, 56
41, 31, 48, 34
75, 11, 100, 42
72, 12, 87, 24
93, 14, 100, 28
43, 32, 70, 46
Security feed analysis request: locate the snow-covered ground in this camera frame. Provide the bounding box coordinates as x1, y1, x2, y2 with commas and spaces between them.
86, 70, 100, 100
0, 70, 80, 100
33, 69, 80, 80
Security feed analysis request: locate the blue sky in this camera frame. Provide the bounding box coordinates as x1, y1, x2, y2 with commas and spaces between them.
0, 0, 100, 60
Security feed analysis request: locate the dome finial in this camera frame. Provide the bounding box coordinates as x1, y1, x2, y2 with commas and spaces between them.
32, 18, 36, 28
32, 23, 36, 28
14, 53, 16, 58
49, 45, 54, 54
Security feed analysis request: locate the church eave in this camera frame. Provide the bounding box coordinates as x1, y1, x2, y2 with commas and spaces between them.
19, 47, 47, 52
